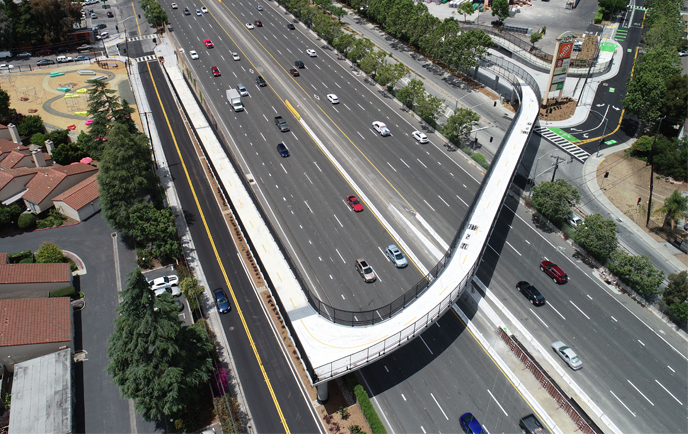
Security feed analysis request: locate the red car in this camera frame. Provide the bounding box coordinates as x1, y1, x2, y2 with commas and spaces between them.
347, 195, 363, 212
35, 48, 52, 56
254, 20, 263, 27
540, 260, 568, 284
204, 39, 214, 48
211, 66, 220, 76
289, 68, 299, 77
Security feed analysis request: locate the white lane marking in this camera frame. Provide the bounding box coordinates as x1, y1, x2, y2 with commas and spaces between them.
423, 200, 435, 212
610, 390, 636, 417
357, 131, 365, 139
438, 195, 450, 207
280, 163, 287, 174
336, 249, 346, 264
627, 380, 654, 406
303, 172, 313, 185
384, 366, 389, 372
357, 103, 365, 110
549, 303, 566, 320
416, 158, 427, 168
487, 389, 508, 416
400, 158, 410, 168
638, 340, 645, 347
430, 393, 448, 420
333, 214, 343, 228
569, 301, 590, 320
525, 239, 530, 245
667, 365, 675, 373
611, 316, 618, 322
655, 379, 683, 405
343, 103, 351, 110
313, 162, 322, 172
387, 162, 396, 172
401, 393, 406, 401
421, 427, 426, 434
505, 241, 521, 256
455, 194, 468, 206
419, 336, 433, 354
530, 309, 549, 327
260, 132, 266, 141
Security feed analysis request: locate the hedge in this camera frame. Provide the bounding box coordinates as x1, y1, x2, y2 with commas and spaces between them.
471, 153, 488, 169
353, 384, 387, 434
594, 9, 604, 23
18, 258, 34, 264
7, 250, 32, 263
49, 286, 76, 298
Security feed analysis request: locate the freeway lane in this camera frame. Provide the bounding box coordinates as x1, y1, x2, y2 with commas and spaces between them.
477, 195, 687, 434
138, 60, 323, 434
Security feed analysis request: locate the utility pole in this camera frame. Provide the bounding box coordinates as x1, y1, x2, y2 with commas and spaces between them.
551, 156, 562, 182
646, 116, 666, 227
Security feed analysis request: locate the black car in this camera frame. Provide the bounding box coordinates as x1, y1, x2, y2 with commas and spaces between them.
519, 414, 548, 434
36, 59, 55, 65
107, 11, 114, 17
183, 7, 190, 15
294, 60, 304, 68
96, 23, 107, 29
287, 23, 295, 30
276, 143, 290, 157
517, 281, 545, 306
57, 46, 70, 53
256, 75, 266, 87
213, 288, 230, 314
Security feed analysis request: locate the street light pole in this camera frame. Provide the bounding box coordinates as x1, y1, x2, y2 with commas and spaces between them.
646, 116, 666, 228
528, 149, 559, 198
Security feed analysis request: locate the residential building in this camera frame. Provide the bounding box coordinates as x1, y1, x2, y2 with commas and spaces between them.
52, 174, 100, 221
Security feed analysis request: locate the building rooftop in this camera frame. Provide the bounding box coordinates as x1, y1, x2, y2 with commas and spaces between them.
0, 262, 71, 286
0, 298, 71, 347
22, 163, 97, 204
52, 174, 99, 210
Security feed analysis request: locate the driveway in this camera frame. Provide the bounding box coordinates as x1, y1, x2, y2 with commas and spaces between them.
1, 213, 157, 433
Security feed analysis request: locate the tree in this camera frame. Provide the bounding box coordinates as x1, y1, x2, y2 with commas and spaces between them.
443, 108, 479, 146
573, 213, 618, 262
414, 93, 444, 126
359, 50, 386, 76
107, 268, 214, 422
86, 80, 132, 158
35, 241, 64, 263
652, 189, 688, 229
129, 203, 181, 260
530, 32, 543, 47
180, 277, 206, 311
661, 73, 688, 123
453, 29, 493, 72
598, 0, 627, 18
98, 123, 163, 234
458, 1, 475, 21
663, 271, 688, 306
348, 37, 374, 64
491, 0, 510, 22
0, 203, 21, 227
0, 88, 10, 119
607, 250, 664, 298
375, 62, 407, 89
530, 179, 580, 225
17, 114, 44, 137
52, 142, 89, 165
396, 78, 424, 109
333, 33, 356, 56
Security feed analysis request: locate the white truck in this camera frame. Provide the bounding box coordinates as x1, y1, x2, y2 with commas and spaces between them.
0, 51, 12, 59
226, 89, 243, 112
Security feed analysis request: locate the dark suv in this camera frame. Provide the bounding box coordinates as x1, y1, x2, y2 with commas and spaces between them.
183, 7, 190, 15
517, 281, 545, 306
294, 60, 304, 68
540, 260, 568, 284
519, 414, 547, 434
256, 75, 266, 87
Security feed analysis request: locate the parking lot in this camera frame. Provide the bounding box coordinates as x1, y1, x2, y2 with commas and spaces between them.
143, 266, 192, 326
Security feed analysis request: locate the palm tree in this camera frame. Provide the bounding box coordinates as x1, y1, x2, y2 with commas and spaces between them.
653, 190, 688, 230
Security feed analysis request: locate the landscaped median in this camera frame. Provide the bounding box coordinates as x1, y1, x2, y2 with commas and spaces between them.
345, 373, 387, 434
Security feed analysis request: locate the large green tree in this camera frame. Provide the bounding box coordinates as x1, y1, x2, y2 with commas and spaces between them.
623, 67, 666, 131
348, 37, 374, 64
414, 93, 444, 126
491, 0, 510, 22
179, 277, 206, 311
598, 0, 627, 18
442, 108, 480, 146
607, 250, 664, 297
86, 81, 136, 159
129, 203, 181, 260
333, 33, 356, 56
0, 203, 21, 227
0, 88, 11, 119
652, 189, 688, 229
375, 62, 407, 88
51, 142, 89, 166
530, 179, 580, 225
360, 50, 387, 77
573, 213, 618, 263
107, 268, 214, 422
663, 270, 688, 322
458, 1, 475, 22
396, 78, 424, 109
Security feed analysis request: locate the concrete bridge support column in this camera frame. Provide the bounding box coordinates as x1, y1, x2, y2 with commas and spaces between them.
510, 87, 518, 107
493, 75, 499, 92
317, 382, 329, 404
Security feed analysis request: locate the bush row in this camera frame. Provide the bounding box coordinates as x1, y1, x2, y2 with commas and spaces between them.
345, 373, 387, 434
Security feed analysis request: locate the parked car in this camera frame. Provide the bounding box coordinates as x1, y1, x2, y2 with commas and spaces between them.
107, 11, 114, 17
154, 285, 181, 297
385, 245, 408, 268
0, 64, 14, 70
569, 213, 583, 227
346, 195, 363, 212
148, 275, 179, 291
57, 46, 70, 53
74, 55, 90, 61
16, 52, 31, 59
517, 281, 545, 306
77, 44, 92, 51
36, 59, 55, 65
540, 260, 568, 284
35, 48, 53, 56
459, 413, 485, 434
213, 288, 231, 314
355, 258, 376, 282
552, 341, 583, 370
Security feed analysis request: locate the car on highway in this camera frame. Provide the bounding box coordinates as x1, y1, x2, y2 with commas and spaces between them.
236, 83, 248, 96
276, 142, 290, 157
196, 9, 202, 16
107, 11, 114, 17
171, 3, 178, 8
213, 288, 231, 314
211, 66, 221, 77
294, 60, 304, 68
517, 281, 545, 306
184, 7, 190, 14
74, 55, 90, 61
189, 50, 199, 59
154, 284, 181, 297
540, 260, 568, 284
372, 121, 390, 136
246, 22, 254, 29
552, 341, 582, 370
287, 23, 295, 30
256, 4, 263, 10
306, 49, 317, 57
232, 52, 240, 60
254, 20, 262, 26
412, 130, 428, 143
519, 414, 547, 434
459, 412, 484, 434
0, 64, 14, 70
16, 52, 31, 59
355, 258, 376, 283
148, 275, 179, 291
256, 75, 266, 86
36, 59, 55, 65
327, 94, 339, 104
204, 39, 213, 48
289, 68, 299, 77
346, 195, 363, 212
386, 245, 408, 268
36, 48, 53, 56
201, 6, 208, 13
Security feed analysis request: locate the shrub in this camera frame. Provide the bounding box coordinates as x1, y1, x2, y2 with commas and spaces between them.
18, 257, 34, 264
37, 219, 55, 229
354, 384, 386, 434
213, 396, 243, 434
471, 153, 488, 168
17, 114, 44, 137
136, 248, 154, 269
7, 249, 32, 263
17, 213, 36, 230
49, 286, 76, 298
594, 9, 604, 23
35, 242, 65, 263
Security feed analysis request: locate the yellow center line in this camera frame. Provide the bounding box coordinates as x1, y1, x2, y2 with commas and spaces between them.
145, 61, 290, 433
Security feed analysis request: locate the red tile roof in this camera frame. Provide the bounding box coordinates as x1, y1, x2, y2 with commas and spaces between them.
0, 263, 71, 284
22, 164, 97, 204
0, 167, 43, 190
52, 174, 99, 210
0, 298, 71, 347
0, 139, 27, 154
0, 254, 6, 264
0, 150, 29, 169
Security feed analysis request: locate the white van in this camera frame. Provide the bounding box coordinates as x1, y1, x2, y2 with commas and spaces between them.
96, 32, 109, 40
56, 56, 73, 63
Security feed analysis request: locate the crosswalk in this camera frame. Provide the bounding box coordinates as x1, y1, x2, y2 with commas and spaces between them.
131, 55, 158, 63
533, 124, 590, 162
127, 34, 157, 42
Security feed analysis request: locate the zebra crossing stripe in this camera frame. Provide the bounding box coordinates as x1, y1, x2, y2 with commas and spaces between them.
534, 126, 590, 162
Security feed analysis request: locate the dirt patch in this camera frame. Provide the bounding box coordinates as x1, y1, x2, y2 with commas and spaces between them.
539, 97, 577, 121
596, 150, 688, 265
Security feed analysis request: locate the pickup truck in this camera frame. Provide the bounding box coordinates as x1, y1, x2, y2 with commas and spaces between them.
274, 116, 290, 132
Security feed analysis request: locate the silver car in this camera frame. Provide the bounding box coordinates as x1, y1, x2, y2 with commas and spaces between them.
552, 341, 583, 370
385, 244, 408, 268
355, 258, 376, 283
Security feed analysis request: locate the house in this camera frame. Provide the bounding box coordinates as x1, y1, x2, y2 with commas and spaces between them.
0, 262, 73, 299
22, 163, 98, 214
0, 139, 52, 170
0, 167, 43, 204
0, 298, 73, 373
52, 173, 100, 221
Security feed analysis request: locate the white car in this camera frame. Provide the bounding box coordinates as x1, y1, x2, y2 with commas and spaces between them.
412, 130, 428, 143
148, 275, 180, 291
201, 6, 208, 13
569, 213, 583, 227
327, 94, 339, 104
679, 50, 688, 57
246, 22, 254, 29
372, 121, 391, 136
552, 341, 583, 370
0, 64, 14, 70
232, 52, 240, 60
171, 3, 178, 8
154, 285, 182, 297
196, 9, 202, 15
189, 50, 199, 59
256, 4, 263, 10
306, 49, 317, 57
